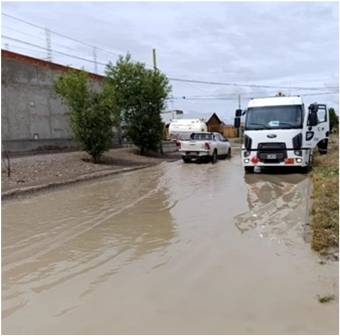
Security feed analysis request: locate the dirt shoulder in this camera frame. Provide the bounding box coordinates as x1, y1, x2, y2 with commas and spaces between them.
1, 147, 180, 198
310, 133, 339, 258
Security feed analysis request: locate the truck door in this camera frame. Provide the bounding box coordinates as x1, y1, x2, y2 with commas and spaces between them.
306, 104, 329, 153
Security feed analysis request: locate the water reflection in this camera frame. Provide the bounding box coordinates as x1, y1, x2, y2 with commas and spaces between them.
234, 173, 308, 245
2, 163, 176, 317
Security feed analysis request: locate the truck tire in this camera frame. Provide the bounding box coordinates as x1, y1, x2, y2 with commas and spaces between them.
182, 157, 191, 163
318, 139, 328, 155
227, 148, 231, 158
211, 150, 218, 164
244, 166, 254, 174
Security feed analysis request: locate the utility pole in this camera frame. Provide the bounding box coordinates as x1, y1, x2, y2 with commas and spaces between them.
45, 28, 52, 62
237, 94, 241, 138
152, 48, 157, 70
152, 48, 163, 154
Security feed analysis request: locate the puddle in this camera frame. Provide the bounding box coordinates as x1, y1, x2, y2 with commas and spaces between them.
2, 158, 338, 334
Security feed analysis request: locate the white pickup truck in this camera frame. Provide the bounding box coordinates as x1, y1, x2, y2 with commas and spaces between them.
178, 132, 231, 163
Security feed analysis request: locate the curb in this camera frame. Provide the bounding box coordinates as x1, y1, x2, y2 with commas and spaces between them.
2, 164, 153, 200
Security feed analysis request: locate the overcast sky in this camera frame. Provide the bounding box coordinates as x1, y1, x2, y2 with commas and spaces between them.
2, 1, 339, 123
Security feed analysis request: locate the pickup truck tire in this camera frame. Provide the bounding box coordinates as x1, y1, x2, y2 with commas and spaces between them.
244, 166, 254, 174
182, 157, 191, 163
211, 150, 218, 164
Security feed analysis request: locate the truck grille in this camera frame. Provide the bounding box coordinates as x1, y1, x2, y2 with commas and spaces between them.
257, 142, 287, 163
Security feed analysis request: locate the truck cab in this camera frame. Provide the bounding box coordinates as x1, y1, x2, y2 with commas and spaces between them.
234, 96, 329, 173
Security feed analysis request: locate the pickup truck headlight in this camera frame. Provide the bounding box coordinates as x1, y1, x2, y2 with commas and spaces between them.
244, 151, 250, 157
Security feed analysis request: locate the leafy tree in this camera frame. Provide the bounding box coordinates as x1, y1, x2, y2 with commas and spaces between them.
329, 107, 338, 132
55, 70, 114, 162
105, 54, 171, 154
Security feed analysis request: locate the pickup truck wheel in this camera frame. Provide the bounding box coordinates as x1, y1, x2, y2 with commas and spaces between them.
182, 157, 191, 163
244, 167, 254, 174
211, 150, 218, 164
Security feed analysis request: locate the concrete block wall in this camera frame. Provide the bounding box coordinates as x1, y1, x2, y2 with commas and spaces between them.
1, 50, 105, 153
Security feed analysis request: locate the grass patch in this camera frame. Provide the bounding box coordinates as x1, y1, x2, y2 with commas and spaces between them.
310, 133, 339, 253
318, 295, 336, 303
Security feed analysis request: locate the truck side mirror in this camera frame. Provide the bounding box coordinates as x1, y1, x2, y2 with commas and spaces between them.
234, 117, 241, 128
235, 109, 242, 117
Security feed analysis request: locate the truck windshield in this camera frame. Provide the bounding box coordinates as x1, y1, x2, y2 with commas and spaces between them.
245, 105, 303, 130
190, 133, 213, 140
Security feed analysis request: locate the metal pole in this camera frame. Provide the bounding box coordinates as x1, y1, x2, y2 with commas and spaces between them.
238, 94, 241, 138
45, 28, 52, 62
152, 48, 157, 70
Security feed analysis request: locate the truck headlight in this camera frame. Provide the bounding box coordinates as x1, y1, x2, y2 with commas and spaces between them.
294, 150, 302, 156
306, 131, 314, 141
244, 151, 250, 157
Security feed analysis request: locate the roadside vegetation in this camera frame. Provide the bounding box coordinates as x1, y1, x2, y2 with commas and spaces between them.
55, 54, 171, 162
310, 122, 339, 255
55, 70, 115, 163
105, 55, 171, 155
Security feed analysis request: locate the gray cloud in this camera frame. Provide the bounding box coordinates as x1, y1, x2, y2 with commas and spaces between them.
2, 1, 338, 122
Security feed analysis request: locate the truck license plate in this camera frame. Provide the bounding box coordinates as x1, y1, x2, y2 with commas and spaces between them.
267, 154, 277, 159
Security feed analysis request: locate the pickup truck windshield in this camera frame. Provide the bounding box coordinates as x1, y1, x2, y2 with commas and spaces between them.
190, 133, 213, 140
245, 105, 303, 130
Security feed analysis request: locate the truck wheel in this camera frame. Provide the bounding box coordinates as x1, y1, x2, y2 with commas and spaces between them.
211, 150, 218, 164
182, 157, 191, 163
300, 166, 310, 174
317, 139, 328, 155
227, 148, 231, 158
244, 166, 254, 174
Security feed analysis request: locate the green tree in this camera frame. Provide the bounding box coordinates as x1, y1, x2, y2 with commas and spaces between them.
55, 70, 114, 163
329, 107, 338, 132
105, 54, 171, 154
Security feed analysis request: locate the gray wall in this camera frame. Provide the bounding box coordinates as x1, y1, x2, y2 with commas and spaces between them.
1, 55, 104, 153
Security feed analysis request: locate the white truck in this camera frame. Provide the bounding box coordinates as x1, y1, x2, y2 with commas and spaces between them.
178, 132, 231, 163
234, 96, 329, 173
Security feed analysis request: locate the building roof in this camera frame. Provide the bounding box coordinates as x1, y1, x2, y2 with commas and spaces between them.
1, 50, 104, 81
206, 113, 225, 125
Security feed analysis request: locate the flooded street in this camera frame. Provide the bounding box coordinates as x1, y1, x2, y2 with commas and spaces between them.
2, 156, 338, 334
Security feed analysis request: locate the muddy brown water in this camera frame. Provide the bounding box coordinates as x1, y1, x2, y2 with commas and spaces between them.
2, 156, 338, 334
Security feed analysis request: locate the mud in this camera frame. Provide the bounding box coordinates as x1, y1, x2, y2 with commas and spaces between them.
2, 156, 338, 334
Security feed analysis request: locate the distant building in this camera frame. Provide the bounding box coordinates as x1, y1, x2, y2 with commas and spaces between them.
206, 113, 238, 138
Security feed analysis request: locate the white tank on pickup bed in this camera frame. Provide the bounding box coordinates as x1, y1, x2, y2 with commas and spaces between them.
168, 119, 207, 140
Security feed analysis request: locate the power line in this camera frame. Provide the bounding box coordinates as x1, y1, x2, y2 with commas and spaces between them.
2, 35, 108, 66
2, 26, 46, 42
3, 25, 101, 55
2, 12, 338, 93
168, 77, 338, 91
2, 12, 122, 59
168, 92, 338, 101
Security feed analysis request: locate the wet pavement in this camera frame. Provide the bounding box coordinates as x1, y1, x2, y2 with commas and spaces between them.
2, 155, 338, 334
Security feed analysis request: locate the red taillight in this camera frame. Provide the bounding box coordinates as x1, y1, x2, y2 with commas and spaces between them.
204, 142, 210, 150
251, 156, 259, 164
285, 158, 294, 164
